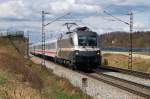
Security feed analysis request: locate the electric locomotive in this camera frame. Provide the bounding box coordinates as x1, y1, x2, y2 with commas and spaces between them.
30, 26, 101, 70
56, 26, 101, 70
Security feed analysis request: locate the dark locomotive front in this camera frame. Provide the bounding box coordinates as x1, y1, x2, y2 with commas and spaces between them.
74, 27, 101, 69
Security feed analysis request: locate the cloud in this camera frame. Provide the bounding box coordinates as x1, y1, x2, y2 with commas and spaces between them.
0, 0, 35, 20
0, 0, 150, 41
80, 15, 129, 33
0, 0, 11, 4
48, 0, 101, 14
114, 0, 150, 6
0, 0, 19, 17
0, 0, 101, 21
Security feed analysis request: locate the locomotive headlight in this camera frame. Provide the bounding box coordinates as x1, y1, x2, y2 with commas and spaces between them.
75, 50, 79, 55
97, 50, 100, 55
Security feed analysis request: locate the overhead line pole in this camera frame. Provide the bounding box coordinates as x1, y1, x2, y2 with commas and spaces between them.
42, 11, 46, 66
128, 12, 133, 70
27, 31, 30, 58
41, 11, 71, 66
103, 11, 133, 70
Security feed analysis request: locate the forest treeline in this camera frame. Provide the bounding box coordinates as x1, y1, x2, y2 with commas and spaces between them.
100, 31, 150, 48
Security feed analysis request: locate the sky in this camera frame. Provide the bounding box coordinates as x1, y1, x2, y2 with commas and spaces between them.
0, 0, 150, 42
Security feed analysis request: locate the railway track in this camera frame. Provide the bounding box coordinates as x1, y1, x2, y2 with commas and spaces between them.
99, 65, 150, 79
92, 69, 150, 98
74, 68, 150, 98
75, 66, 150, 98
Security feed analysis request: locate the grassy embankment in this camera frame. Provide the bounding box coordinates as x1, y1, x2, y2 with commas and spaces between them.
0, 37, 91, 99
102, 53, 150, 73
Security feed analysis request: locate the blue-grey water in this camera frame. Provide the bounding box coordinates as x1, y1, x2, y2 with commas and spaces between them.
102, 47, 150, 52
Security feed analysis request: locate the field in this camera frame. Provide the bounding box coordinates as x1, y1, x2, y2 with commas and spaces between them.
133, 52, 150, 56
102, 53, 150, 73
0, 37, 91, 99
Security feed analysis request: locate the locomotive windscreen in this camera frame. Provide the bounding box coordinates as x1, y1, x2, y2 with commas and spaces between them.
78, 32, 97, 46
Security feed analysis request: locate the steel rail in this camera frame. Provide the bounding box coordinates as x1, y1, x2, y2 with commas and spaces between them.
89, 69, 150, 98
99, 65, 150, 79
73, 68, 150, 98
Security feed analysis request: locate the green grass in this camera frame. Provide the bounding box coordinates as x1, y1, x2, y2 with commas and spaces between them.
0, 75, 7, 85
0, 74, 12, 99
53, 87, 80, 99
0, 91, 9, 99
35, 64, 90, 99
102, 53, 150, 73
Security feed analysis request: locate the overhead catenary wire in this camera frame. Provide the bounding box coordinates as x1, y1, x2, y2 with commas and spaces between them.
103, 11, 129, 25
103, 10, 133, 70
44, 12, 71, 27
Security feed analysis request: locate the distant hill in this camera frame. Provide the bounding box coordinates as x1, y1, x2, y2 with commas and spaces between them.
100, 31, 150, 48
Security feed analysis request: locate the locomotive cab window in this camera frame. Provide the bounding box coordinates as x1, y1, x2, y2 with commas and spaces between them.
78, 35, 97, 46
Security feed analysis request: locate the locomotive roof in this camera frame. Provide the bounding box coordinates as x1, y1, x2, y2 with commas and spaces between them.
76, 31, 97, 35
73, 26, 97, 35
74, 26, 91, 31
76, 31, 97, 36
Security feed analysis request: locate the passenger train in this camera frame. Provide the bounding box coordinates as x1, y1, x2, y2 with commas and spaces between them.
30, 26, 101, 70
